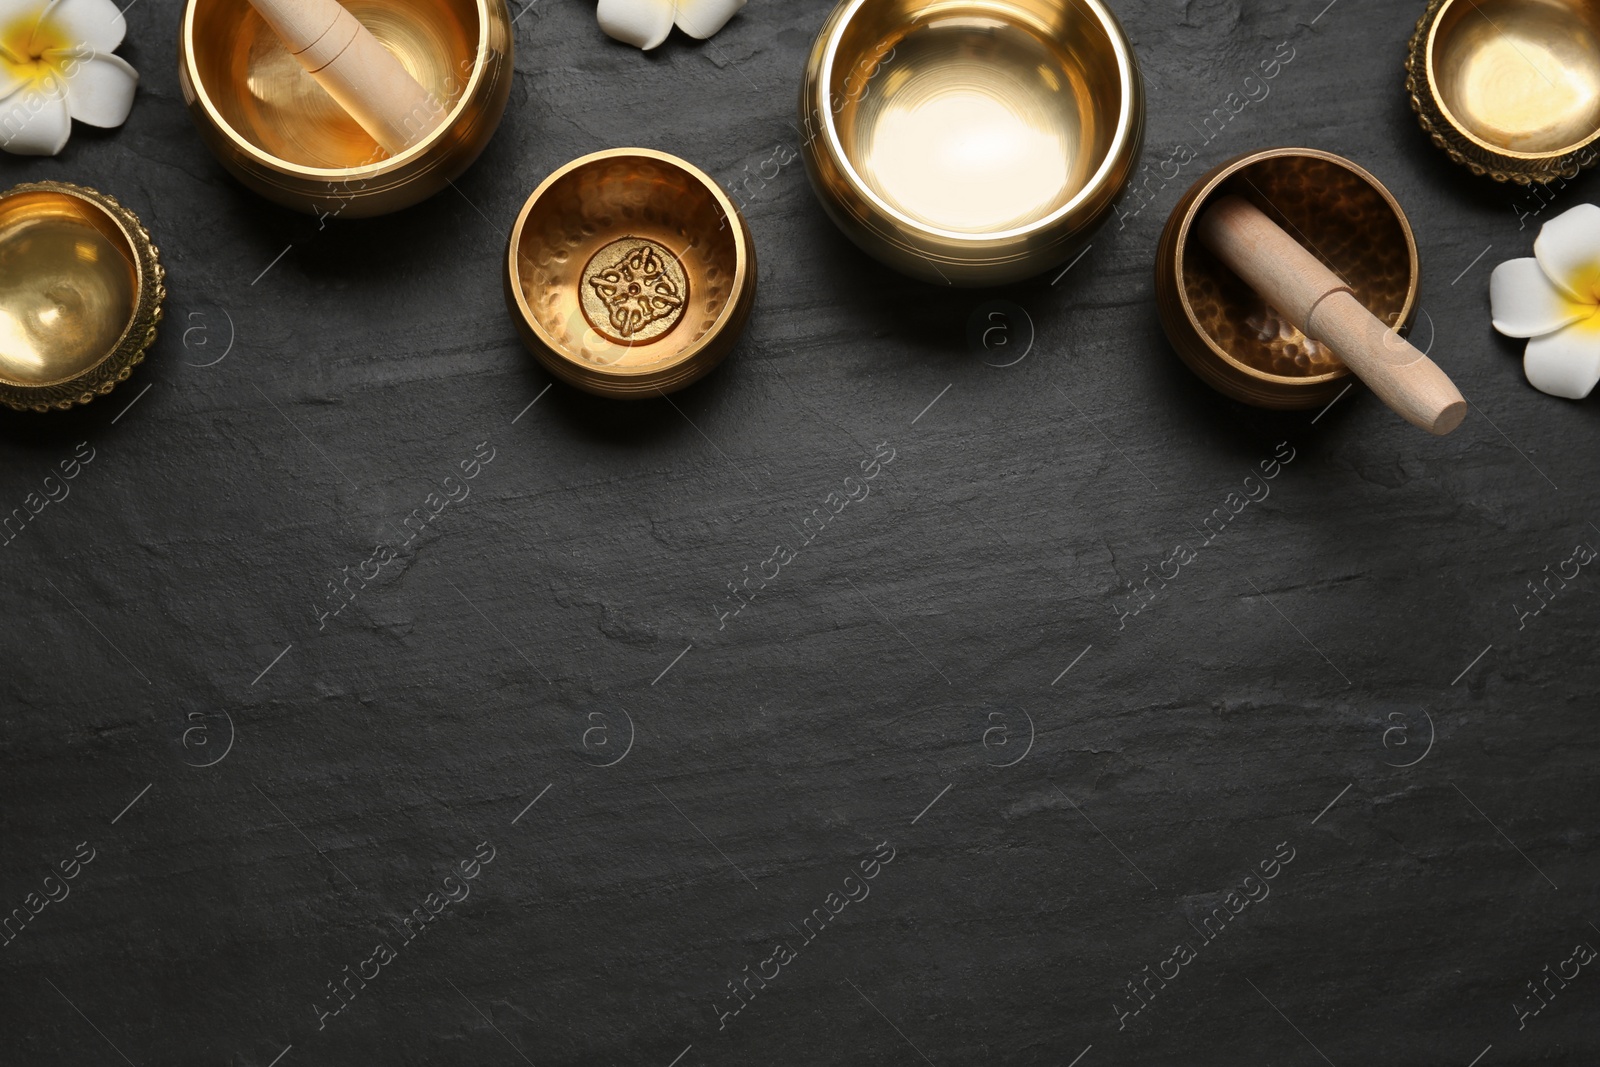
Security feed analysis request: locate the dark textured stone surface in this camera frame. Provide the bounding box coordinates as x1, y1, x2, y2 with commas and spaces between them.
2, 1, 1597, 1065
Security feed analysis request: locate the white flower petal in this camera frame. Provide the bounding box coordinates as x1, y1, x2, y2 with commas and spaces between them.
1533, 202, 1600, 304
0, 62, 24, 101
673, 0, 745, 39
0, 81, 71, 155
34, 0, 125, 55
1490, 257, 1594, 338
59, 49, 134, 127
1523, 324, 1600, 400
597, 0, 674, 49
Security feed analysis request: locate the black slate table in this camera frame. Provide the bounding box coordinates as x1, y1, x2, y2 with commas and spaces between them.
3, 1, 1598, 1064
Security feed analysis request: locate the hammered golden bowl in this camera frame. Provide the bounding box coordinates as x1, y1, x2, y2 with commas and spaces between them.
179, 0, 513, 216
1407, 0, 1600, 183
1156, 149, 1420, 411
0, 183, 164, 414
800, 0, 1143, 286
504, 149, 757, 400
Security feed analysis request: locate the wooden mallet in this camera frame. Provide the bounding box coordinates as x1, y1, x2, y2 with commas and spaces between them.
246, 0, 445, 157
1197, 195, 1467, 436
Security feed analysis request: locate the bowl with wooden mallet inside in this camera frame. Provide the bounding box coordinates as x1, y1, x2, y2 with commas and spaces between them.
1157, 147, 1466, 435
179, 0, 513, 216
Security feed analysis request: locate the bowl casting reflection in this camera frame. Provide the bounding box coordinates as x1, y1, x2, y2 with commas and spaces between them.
1408, 0, 1600, 183
0, 183, 164, 413
179, 0, 513, 216
800, 0, 1144, 286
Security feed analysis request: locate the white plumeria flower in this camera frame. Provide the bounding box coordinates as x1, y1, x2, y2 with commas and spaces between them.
0, 0, 138, 156
1489, 203, 1600, 400
597, 0, 746, 50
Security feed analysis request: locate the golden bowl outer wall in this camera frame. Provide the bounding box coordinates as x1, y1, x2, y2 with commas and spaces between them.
0, 183, 164, 414
179, 0, 514, 216
1407, 0, 1600, 184
800, 0, 1144, 286
504, 149, 757, 400
1155, 149, 1420, 411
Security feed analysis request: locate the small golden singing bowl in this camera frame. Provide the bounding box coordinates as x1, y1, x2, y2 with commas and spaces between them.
1407, 0, 1600, 184
1156, 149, 1419, 411
179, 0, 513, 217
800, 0, 1143, 286
504, 149, 757, 400
0, 183, 164, 414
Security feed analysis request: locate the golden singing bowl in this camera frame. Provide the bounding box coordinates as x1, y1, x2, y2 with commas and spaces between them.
1407, 0, 1600, 184
1156, 149, 1419, 411
0, 183, 164, 414
179, 0, 513, 216
800, 0, 1143, 286
505, 149, 757, 400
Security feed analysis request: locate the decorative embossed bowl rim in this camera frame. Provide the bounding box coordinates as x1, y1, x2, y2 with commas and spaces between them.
1406, 0, 1600, 184
0, 182, 164, 414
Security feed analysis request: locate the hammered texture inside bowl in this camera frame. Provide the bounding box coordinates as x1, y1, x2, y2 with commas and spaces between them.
1157, 149, 1418, 411
1186, 156, 1413, 378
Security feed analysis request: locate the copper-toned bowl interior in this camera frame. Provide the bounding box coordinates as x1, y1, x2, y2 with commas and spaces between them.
188, 0, 480, 168
0, 191, 137, 388
511, 155, 743, 375
1181, 155, 1415, 384
828, 0, 1129, 236
1429, 0, 1600, 157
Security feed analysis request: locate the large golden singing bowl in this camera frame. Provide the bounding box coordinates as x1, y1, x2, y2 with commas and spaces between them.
800, 0, 1143, 286
1156, 149, 1419, 411
179, 0, 513, 217
1407, 0, 1600, 184
0, 183, 164, 414
505, 149, 757, 400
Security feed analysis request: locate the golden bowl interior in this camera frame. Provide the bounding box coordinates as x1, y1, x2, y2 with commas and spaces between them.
510, 153, 745, 377
828, 0, 1127, 235
1429, 0, 1600, 157
187, 0, 479, 169
0, 190, 138, 388
1180, 154, 1415, 383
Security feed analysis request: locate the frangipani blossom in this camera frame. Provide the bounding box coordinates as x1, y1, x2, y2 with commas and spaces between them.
1489, 203, 1600, 400
0, 0, 137, 156
597, 0, 745, 50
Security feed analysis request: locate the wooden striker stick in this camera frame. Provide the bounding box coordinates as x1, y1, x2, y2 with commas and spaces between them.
246, 0, 444, 156
1197, 195, 1467, 436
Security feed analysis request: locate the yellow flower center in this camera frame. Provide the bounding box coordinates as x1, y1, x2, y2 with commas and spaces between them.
1564, 259, 1600, 334
1583, 266, 1600, 304
1, 11, 73, 90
